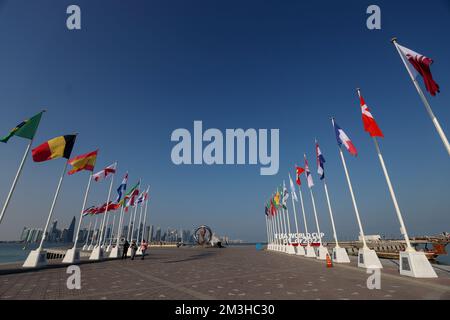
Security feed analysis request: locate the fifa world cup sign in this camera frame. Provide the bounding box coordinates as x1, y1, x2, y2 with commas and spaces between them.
274, 232, 325, 245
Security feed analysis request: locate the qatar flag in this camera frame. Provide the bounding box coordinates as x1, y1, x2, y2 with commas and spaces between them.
359, 94, 384, 138
397, 44, 440, 96
333, 120, 358, 156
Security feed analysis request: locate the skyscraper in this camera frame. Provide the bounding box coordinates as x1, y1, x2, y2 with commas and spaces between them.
65, 216, 76, 243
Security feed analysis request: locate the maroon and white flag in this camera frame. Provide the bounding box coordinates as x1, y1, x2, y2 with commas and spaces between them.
397, 44, 440, 96
93, 163, 116, 182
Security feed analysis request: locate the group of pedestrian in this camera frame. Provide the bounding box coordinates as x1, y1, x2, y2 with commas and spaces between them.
121, 239, 148, 260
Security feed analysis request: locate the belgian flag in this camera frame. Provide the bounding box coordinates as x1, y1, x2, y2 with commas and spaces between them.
0, 111, 45, 143
32, 135, 77, 163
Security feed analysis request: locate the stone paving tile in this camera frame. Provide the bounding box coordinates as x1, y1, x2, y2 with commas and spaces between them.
0, 246, 449, 300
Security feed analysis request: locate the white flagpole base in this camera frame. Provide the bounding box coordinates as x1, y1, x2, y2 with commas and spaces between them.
82, 244, 88, 251
23, 249, 47, 268
106, 245, 112, 253
283, 244, 288, 253
136, 248, 143, 256
332, 247, 350, 263
286, 244, 296, 255
127, 249, 132, 257
89, 246, 104, 260
109, 246, 121, 258
87, 244, 94, 251
305, 245, 317, 258
62, 248, 80, 264
316, 246, 329, 260
358, 248, 383, 269
399, 251, 438, 278
295, 245, 305, 256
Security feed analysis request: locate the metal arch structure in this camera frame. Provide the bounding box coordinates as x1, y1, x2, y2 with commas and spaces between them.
193, 225, 213, 246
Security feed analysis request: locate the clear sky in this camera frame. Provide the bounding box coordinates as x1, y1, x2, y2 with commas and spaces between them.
0, 0, 449, 242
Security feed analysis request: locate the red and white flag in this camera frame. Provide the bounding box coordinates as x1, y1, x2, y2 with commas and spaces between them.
359, 94, 384, 138
93, 163, 116, 182
397, 44, 440, 96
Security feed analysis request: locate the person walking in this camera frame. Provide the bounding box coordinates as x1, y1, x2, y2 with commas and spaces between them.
130, 240, 138, 260
122, 240, 130, 259
140, 240, 148, 260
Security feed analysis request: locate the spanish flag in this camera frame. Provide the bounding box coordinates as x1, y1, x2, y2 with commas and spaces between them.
32, 135, 77, 163
68, 150, 98, 175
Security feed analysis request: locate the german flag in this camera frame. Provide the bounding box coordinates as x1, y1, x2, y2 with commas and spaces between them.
68, 150, 98, 175
32, 135, 77, 163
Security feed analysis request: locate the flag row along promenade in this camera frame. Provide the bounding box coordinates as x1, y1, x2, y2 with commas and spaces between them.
0, 112, 151, 268
0, 38, 448, 271
264, 38, 449, 280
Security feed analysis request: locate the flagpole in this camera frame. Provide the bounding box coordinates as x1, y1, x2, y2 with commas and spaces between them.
289, 175, 300, 238
83, 219, 92, 248
374, 137, 414, 249
37, 160, 69, 251
98, 163, 116, 247
323, 181, 339, 248
140, 186, 150, 243
297, 185, 309, 245
115, 205, 125, 244
283, 181, 293, 244
71, 174, 92, 250
130, 204, 139, 242
108, 214, 116, 248
136, 200, 144, 242
308, 188, 322, 246
335, 141, 368, 249
0, 139, 34, 225
88, 216, 98, 248
391, 37, 450, 156
102, 214, 110, 246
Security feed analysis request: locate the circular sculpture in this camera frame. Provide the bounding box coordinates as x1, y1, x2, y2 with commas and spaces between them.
193, 225, 213, 245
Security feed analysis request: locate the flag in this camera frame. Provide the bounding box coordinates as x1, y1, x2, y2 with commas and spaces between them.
397, 44, 440, 96
316, 141, 325, 180
265, 202, 270, 216
115, 172, 128, 202
82, 206, 97, 216
304, 156, 314, 188
274, 190, 281, 208
359, 94, 384, 138
137, 191, 146, 205
1, 111, 44, 143
68, 150, 98, 175
333, 120, 358, 156
295, 166, 305, 185
126, 188, 140, 208
270, 198, 276, 216
282, 183, 289, 209
288, 173, 298, 201
32, 135, 76, 162
93, 163, 116, 182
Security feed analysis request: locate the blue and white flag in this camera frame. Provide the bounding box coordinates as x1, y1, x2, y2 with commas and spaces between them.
137, 191, 146, 206
115, 172, 128, 202
316, 141, 325, 180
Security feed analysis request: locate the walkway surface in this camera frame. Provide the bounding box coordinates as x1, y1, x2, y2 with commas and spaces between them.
0, 245, 449, 300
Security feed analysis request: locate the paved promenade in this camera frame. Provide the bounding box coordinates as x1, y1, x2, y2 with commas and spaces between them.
0, 246, 449, 300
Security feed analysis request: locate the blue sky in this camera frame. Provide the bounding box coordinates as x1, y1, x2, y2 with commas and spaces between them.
0, 0, 449, 241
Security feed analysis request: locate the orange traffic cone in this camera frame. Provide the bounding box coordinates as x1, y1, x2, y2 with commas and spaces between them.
326, 253, 333, 268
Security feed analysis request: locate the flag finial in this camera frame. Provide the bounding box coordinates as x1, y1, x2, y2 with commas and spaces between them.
390, 37, 398, 43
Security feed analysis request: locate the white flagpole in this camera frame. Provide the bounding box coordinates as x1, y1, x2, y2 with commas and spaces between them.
102, 214, 110, 246
71, 173, 93, 250
37, 160, 69, 251
289, 174, 300, 239
98, 163, 116, 247
332, 119, 368, 249
115, 205, 125, 244
297, 184, 310, 245
136, 198, 145, 242
140, 186, 150, 243
89, 216, 98, 247
391, 37, 450, 156
0, 139, 34, 225
126, 206, 133, 241
308, 188, 322, 246
108, 214, 116, 247
283, 181, 293, 243
265, 215, 269, 245
323, 181, 340, 248
130, 203, 139, 242
83, 219, 92, 247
